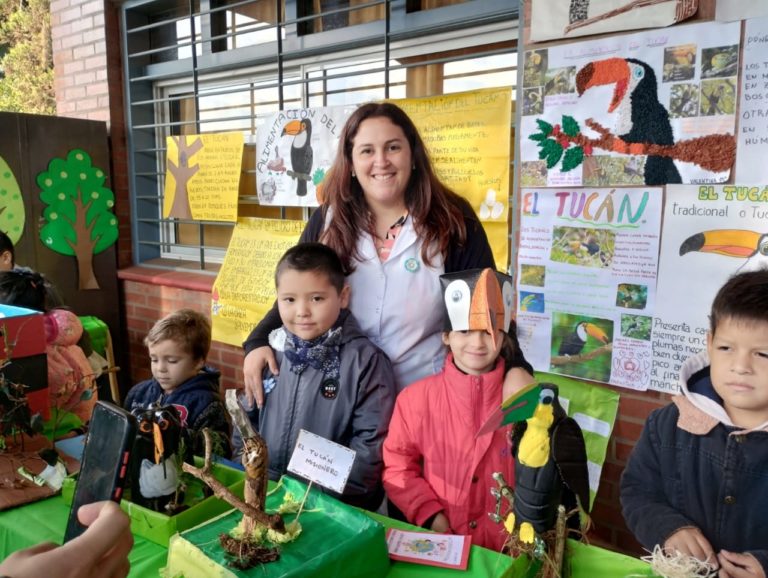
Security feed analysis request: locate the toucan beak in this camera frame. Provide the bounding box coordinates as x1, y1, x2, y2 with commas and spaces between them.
576, 57, 629, 113
680, 229, 761, 258
469, 268, 504, 350
153, 422, 164, 464
585, 323, 609, 344
281, 120, 304, 136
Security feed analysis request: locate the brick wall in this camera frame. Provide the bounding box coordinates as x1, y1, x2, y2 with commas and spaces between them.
50, 0, 132, 268
121, 272, 244, 394
589, 388, 670, 554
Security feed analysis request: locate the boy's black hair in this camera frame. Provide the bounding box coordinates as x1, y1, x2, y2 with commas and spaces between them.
0, 269, 49, 311
275, 242, 346, 293
710, 268, 768, 334
145, 308, 211, 361
0, 230, 14, 265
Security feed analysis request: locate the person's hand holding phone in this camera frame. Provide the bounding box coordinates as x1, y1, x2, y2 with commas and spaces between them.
0, 501, 133, 578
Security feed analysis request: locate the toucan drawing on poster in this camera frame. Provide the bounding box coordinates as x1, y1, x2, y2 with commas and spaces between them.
680, 229, 768, 272
558, 321, 609, 356
282, 119, 313, 197
576, 57, 681, 185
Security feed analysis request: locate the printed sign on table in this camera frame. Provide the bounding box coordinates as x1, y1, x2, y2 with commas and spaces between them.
516, 187, 662, 390
287, 429, 356, 494
386, 529, 470, 570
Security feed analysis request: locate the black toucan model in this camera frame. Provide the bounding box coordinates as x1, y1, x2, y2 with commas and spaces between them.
576, 57, 682, 186
282, 119, 313, 197
130, 403, 189, 512
558, 321, 609, 356
509, 384, 590, 540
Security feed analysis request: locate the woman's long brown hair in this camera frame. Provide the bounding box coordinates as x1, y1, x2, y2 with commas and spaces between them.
320, 102, 468, 272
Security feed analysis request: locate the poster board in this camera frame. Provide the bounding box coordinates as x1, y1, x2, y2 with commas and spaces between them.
651, 184, 768, 393
517, 187, 662, 390
163, 132, 244, 222
211, 218, 304, 346
396, 88, 513, 269
519, 20, 739, 188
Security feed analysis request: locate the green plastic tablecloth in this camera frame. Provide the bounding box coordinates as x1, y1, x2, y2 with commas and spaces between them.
0, 496, 652, 578
0, 496, 513, 578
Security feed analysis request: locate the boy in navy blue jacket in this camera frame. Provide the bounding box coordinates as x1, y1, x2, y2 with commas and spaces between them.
621, 270, 768, 577
124, 309, 230, 454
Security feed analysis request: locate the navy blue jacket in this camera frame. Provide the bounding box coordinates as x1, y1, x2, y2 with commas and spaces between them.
124, 367, 231, 456
621, 352, 768, 571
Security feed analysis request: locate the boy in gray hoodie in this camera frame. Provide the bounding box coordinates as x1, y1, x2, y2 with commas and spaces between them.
235, 242, 396, 511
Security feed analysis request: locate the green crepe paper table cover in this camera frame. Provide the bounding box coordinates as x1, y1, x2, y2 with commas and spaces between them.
164, 476, 391, 578
0, 471, 656, 578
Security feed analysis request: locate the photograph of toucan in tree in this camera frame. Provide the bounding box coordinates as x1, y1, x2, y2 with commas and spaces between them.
550, 226, 614, 269
281, 119, 313, 197
620, 313, 651, 341
550, 313, 613, 383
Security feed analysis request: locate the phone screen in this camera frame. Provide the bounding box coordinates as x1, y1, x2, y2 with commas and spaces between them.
63, 401, 137, 542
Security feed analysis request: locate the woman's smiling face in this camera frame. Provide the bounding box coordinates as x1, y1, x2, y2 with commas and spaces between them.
350, 116, 413, 211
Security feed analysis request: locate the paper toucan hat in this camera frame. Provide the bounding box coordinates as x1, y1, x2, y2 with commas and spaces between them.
440, 268, 514, 349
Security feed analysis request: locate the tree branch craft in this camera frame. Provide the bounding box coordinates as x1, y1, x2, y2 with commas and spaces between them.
530, 117, 736, 174
182, 429, 285, 532
565, 0, 675, 34
38, 150, 118, 290
167, 135, 203, 220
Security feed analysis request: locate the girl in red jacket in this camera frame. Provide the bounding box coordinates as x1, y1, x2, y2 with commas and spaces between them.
383, 268, 534, 551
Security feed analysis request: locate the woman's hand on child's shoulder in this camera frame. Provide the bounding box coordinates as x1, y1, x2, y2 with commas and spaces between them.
717, 550, 766, 578
664, 526, 716, 566
243, 346, 278, 409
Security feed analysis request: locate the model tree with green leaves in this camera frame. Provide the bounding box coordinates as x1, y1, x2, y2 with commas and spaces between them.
38, 149, 118, 290
0, 156, 25, 243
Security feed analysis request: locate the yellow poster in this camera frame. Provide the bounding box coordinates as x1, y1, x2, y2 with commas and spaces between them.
163, 132, 244, 222
392, 88, 512, 269
211, 217, 304, 346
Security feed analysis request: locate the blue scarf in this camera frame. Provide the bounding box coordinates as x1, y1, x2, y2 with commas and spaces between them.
284, 326, 342, 380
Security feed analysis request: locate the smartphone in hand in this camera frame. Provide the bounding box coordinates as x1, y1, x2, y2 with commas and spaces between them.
63, 401, 137, 542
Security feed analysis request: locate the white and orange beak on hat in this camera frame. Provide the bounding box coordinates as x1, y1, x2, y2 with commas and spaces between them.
441, 268, 515, 350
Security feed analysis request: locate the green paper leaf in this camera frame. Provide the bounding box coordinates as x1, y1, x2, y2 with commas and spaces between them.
562, 146, 585, 172
562, 115, 580, 137
529, 132, 547, 142
535, 118, 553, 135
546, 147, 564, 168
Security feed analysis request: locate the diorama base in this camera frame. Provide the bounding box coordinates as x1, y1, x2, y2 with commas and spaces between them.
164, 477, 389, 578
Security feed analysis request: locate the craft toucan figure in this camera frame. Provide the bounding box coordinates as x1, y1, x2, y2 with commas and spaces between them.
680, 229, 768, 272
576, 57, 681, 185
130, 403, 187, 512
558, 321, 609, 356
282, 119, 313, 197
506, 384, 590, 544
